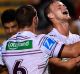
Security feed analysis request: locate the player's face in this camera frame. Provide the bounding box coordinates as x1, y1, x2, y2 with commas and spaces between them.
3, 21, 19, 38
49, 1, 70, 21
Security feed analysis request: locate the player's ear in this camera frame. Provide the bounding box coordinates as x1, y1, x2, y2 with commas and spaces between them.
33, 16, 38, 25
32, 16, 36, 23
48, 13, 55, 19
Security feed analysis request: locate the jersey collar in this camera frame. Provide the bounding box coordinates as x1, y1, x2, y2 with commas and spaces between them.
52, 28, 71, 38
17, 31, 37, 37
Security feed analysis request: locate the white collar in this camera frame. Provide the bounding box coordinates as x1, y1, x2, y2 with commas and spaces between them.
17, 31, 37, 37
52, 28, 71, 38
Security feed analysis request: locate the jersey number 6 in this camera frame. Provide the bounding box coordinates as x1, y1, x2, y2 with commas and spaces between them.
13, 59, 28, 74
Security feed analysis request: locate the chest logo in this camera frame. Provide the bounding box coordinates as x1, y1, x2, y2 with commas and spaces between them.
6, 40, 32, 50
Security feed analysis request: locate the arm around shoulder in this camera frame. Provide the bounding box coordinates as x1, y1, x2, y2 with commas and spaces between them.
61, 41, 80, 58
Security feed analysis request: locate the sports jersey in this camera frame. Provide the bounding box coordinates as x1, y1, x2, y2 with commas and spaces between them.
1, 31, 63, 74
0, 46, 4, 65
48, 28, 80, 45
48, 28, 80, 61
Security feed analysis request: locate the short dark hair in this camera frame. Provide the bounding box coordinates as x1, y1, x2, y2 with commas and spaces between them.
44, 0, 60, 24
16, 5, 36, 28
45, 0, 60, 16
37, 0, 52, 30
1, 9, 16, 26
43, 0, 53, 25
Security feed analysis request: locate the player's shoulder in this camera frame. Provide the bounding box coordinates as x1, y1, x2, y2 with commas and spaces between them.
8, 33, 18, 41
37, 33, 60, 42
38, 34, 59, 56
36, 34, 54, 41
66, 32, 80, 44
48, 28, 55, 35
48, 28, 59, 38
69, 32, 80, 39
35, 34, 46, 40
1, 40, 8, 51
2, 33, 18, 48
38, 34, 58, 46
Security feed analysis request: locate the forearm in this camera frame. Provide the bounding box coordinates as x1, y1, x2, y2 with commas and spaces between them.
63, 56, 80, 70
61, 41, 80, 58
49, 58, 72, 69
49, 57, 80, 70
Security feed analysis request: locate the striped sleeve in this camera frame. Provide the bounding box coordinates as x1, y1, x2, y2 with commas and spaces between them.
39, 35, 64, 57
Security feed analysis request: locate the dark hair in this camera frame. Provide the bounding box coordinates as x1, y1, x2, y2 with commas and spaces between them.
37, 0, 60, 31
16, 5, 36, 28
1, 9, 16, 26
44, 0, 60, 18
44, 0, 53, 23
37, 0, 53, 31
45, 0, 60, 14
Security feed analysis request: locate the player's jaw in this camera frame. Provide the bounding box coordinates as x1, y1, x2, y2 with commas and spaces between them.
61, 9, 71, 20
57, 1, 71, 20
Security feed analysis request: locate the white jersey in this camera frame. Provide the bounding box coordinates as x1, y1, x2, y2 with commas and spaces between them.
0, 46, 4, 65
48, 28, 80, 45
1, 31, 63, 74
48, 28, 80, 61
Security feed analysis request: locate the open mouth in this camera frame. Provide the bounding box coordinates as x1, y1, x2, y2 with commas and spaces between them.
63, 11, 68, 15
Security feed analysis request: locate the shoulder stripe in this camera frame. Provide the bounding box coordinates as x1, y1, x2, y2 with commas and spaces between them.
38, 36, 47, 47
9, 36, 30, 40
2, 50, 42, 56
3, 51, 42, 57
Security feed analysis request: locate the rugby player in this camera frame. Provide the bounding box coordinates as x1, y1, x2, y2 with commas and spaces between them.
0, 9, 19, 74
1, 5, 80, 74
1, 9, 19, 39
42, 0, 80, 74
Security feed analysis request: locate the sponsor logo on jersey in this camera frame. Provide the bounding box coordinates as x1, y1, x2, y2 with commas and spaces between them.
43, 38, 57, 50
6, 40, 32, 50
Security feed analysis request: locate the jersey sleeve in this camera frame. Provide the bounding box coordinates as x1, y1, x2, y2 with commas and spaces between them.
0, 46, 4, 65
66, 34, 80, 44
0, 41, 8, 65
39, 35, 64, 57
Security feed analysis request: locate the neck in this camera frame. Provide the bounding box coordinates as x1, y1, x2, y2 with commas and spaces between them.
52, 19, 69, 36
20, 25, 36, 34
